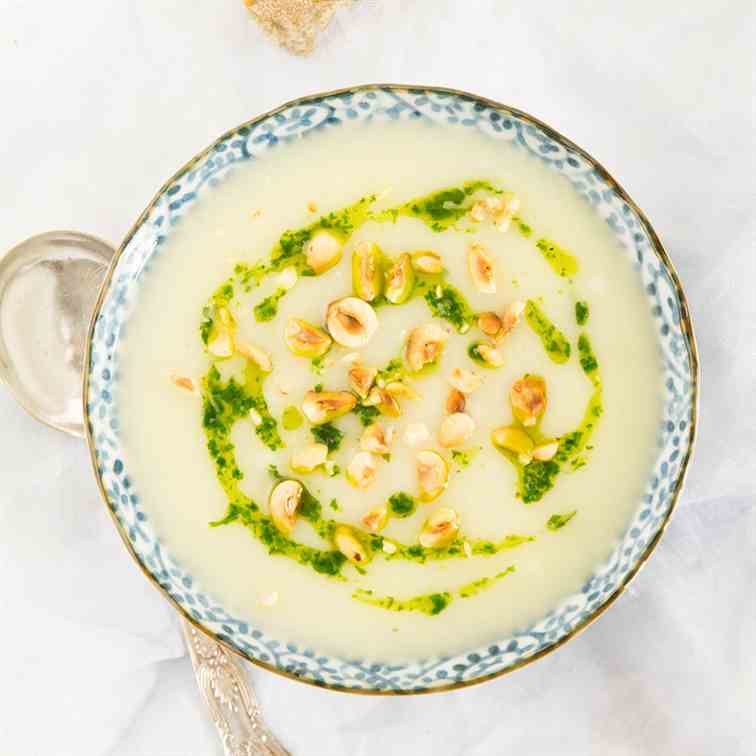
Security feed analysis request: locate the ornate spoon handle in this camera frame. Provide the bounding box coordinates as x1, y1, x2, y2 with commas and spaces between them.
182, 620, 290, 756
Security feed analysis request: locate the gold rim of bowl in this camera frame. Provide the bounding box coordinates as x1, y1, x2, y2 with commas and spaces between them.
82, 84, 700, 696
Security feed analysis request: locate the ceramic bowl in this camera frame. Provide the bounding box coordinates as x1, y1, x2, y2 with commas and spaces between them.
84, 85, 698, 694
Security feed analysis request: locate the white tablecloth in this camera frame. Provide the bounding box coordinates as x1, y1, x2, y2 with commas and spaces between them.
0, 2, 754, 754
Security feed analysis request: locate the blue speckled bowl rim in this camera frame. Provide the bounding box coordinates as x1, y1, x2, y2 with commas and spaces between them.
83, 84, 699, 695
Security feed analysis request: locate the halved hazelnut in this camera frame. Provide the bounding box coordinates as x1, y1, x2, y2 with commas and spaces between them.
305, 230, 342, 274
446, 388, 466, 414
352, 241, 384, 302
416, 450, 449, 502
384, 252, 415, 304
532, 440, 559, 461
235, 337, 273, 372
348, 364, 377, 399
467, 242, 496, 294
469, 201, 487, 223
360, 423, 392, 454
405, 322, 449, 373
346, 451, 379, 489
362, 506, 388, 534
510, 375, 547, 427
326, 297, 378, 349
171, 374, 198, 394
334, 525, 369, 564
478, 311, 503, 338
438, 412, 475, 448
269, 479, 303, 535
411, 250, 444, 274
290, 443, 328, 473
492, 426, 535, 464
285, 318, 332, 358
301, 390, 357, 425
419, 507, 460, 548
449, 367, 483, 394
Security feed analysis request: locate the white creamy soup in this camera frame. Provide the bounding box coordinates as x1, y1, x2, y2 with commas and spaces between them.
118, 120, 662, 661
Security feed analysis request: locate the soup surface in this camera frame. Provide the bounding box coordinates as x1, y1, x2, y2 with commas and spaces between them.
118, 120, 662, 661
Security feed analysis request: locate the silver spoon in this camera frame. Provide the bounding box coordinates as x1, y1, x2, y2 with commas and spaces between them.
0, 230, 289, 756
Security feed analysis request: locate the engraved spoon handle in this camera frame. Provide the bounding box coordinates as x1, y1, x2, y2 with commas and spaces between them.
0, 232, 289, 756
182, 621, 290, 756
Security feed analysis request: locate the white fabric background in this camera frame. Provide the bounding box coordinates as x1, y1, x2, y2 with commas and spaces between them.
1, 2, 754, 754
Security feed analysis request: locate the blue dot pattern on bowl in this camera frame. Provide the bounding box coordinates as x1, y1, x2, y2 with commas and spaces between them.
85, 86, 696, 693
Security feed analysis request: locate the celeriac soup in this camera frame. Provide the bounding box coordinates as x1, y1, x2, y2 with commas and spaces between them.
117, 120, 662, 661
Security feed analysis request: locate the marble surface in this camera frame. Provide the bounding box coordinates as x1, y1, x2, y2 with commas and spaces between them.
0, 2, 754, 754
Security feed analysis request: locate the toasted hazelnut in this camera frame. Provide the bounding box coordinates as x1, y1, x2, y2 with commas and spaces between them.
326, 297, 378, 349
301, 390, 357, 425
419, 507, 459, 548
290, 443, 328, 473
467, 242, 497, 293
405, 322, 448, 373
269, 479, 303, 535
346, 451, 379, 489
305, 230, 342, 274
469, 201, 487, 222
360, 423, 392, 455
334, 525, 369, 564
348, 364, 377, 399
449, 367, 483, 394
510, 375, 547, 427
171, 374, 198, 394
404, 422, 430, 447
384, 252, 415, 304
532, 440, 559, 461
491, 193, 520, 232
446, 388, 466, 414
352, 241, 384, 302
235, 337, 273, 372
411, 250, 444, 274
362, 506, 388, 534
382, 540, 398, 555
476, 342, 504, 367
438, 412, 475, 448
416, 450, 449, 502
257, 591, 279, 608
478, 311, 503, 337
285, 318, 332, 358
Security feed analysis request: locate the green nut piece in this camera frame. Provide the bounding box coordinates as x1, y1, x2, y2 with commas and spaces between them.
384, 252, 415, 304
352, 241, 384, 302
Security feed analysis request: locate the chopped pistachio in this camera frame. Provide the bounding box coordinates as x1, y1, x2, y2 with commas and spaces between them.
419, 507, 460, 548
269, 479, 303, 535
405, 322, 448, 373
346, 451, 379, 489
285, 318, 332, 358
510, 375, 547, 427
352, 241, 384, 302
301, 390, 357, 425
438, 412, 475, 448
416, 450, 449, 502
384, 252, 415, 304
467, 242, 497, 293
290, 443, 328, 473
410, 249, 444, 274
